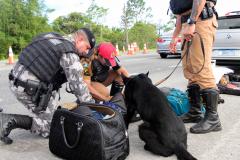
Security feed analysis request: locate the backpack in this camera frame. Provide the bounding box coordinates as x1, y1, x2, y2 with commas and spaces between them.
166, 88, 191, 116
161, 88, 205, 116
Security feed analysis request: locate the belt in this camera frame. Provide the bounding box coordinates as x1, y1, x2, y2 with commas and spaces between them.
9, 70, 43, 95
9, 71, 26, 88
9, 70, 54, 113
181, 2, 217, 24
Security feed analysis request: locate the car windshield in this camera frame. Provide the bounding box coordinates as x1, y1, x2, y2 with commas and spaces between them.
218, 17, 240, 29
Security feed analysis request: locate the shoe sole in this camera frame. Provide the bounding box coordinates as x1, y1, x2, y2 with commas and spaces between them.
190, 123, 222, 134
0, 136, 13, 144
0, 113, 13, 144
212, 124, 222, 132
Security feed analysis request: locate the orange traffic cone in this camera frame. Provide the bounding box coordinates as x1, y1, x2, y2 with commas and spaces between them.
8, 46, 14, 64
143, 43, 148, 54
115, 44, 120, 56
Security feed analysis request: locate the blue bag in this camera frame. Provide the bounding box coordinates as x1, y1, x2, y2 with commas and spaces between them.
166, 88, 205, 116
167, 88, 190, 116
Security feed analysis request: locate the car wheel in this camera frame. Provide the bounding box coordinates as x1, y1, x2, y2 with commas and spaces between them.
160, 53, 167, 58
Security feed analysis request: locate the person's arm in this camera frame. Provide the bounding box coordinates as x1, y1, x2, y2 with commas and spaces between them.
116, 66, 130, 77
190, 0, 206, 22
112, 57, 129, 77
182, 0, 206, 40
169, 15, 182, 53
60, 53, 95, 103
173, 15, 182, 39
83, 79, 112, 101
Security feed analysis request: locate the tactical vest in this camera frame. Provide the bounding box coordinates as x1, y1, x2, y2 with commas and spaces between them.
18, 32, 75, 89
170, 0, 217, 15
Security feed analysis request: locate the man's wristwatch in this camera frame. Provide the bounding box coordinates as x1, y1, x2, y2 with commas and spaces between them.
187, 18, 196, 25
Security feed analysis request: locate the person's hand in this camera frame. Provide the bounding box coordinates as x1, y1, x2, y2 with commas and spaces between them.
105, 96, 113, 102
182, 24, 196, 41
168, 38, 178, 53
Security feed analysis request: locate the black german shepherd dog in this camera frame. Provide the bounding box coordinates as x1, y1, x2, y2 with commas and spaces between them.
123, 73, 197, 160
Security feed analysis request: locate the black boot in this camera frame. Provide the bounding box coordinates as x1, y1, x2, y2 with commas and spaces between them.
180, 84, 203, 123
190, 89, 222, 134
110, 81, 124, 96
0, 113, 32, 144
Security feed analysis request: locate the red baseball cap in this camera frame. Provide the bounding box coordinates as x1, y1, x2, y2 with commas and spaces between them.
98, 43, 117, 67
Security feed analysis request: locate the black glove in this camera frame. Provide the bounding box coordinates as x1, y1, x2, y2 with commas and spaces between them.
110, 81, 124, 96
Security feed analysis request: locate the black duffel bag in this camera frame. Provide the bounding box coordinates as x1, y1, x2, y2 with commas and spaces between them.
170, 0, 193, 14
49, 103, 129, 160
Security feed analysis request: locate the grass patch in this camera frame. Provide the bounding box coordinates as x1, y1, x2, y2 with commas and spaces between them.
0, 54, 19, 61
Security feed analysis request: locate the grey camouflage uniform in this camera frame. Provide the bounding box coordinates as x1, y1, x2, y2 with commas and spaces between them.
10, 53, 94, 137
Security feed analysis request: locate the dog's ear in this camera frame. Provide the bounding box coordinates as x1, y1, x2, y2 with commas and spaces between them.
145, 71, 149, 77
121, 74, 131, 85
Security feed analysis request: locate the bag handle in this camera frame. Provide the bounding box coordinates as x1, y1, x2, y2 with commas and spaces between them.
60, 116, 83, 149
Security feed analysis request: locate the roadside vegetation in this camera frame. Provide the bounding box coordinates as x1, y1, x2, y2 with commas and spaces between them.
0, 0, 174, 60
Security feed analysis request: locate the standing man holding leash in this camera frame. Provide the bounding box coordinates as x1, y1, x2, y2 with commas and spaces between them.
169, 0, 221, 134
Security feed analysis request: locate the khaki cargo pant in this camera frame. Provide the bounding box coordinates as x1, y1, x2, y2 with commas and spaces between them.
181, 16, 218, 89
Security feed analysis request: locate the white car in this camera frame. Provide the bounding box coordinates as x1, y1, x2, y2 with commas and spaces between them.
156, 31, 181, 58
212, 12, 240, 68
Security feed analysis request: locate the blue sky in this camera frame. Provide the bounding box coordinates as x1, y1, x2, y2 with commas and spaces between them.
44, 0, 240, 27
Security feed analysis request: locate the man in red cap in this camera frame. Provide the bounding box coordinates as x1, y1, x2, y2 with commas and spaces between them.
81, 42, 141, 122
82, 42, 129, 102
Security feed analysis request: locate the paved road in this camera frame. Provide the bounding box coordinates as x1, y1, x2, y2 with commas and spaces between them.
0, 53, 240, 160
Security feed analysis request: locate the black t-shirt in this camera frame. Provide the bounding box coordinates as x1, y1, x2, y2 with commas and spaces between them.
112, 56, 121, 71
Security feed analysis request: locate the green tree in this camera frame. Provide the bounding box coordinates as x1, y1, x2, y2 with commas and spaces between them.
129, 22, 157, 49
51, 12, 123, 47
86, 0, 108, 24
0, 0, 52, 57
121, 4, 133, 48
126, 0, 153, 23
121, 0, 153, 48
52, 12, 91, 34
101, 27, 125, 50
86, 0, 108, 41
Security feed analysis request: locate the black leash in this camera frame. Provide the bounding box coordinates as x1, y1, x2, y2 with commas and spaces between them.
154, 32, 206, 87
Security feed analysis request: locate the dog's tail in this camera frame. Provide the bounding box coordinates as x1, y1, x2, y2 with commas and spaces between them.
174, 143, 197, 160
